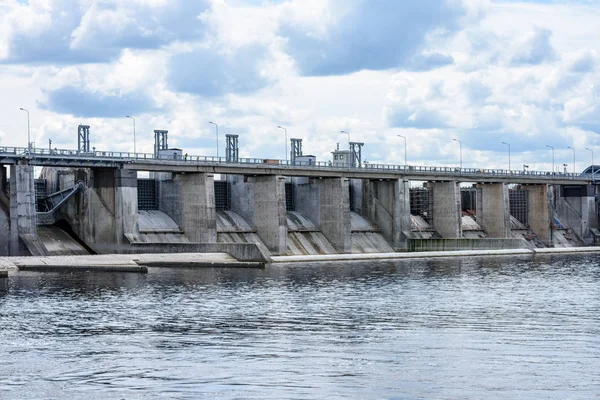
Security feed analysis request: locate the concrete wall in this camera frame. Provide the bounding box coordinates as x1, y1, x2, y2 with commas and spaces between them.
39, 167, 139, 253
173, 173, 216, 242
228, 175, 287, 255
363, 179, 411, 250
0, 166, 10, 255
429, 181, 462, 238
9, 162, 37, 255
115, 169, 139, 242
295, 177, 352, 253
476, 183, 510, 238
524, 184, 552, 246
350, 178, 363, 213
409, 238, 527, 251
228, 175, 254, 226
554, 184, 597, 244
125, 243, 270, 262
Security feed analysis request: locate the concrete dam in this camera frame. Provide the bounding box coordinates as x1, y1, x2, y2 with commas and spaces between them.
1, 160, 598, 260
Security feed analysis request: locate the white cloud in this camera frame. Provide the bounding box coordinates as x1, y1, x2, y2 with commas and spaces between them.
2, 0, 600, 174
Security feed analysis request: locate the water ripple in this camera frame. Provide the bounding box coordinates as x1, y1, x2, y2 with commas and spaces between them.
1, 254, 600, 399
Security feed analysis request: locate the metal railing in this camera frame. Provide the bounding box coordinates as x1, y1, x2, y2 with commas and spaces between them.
0, 145, 594, 182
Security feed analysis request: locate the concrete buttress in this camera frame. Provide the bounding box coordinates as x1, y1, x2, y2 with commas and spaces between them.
174, 173, 216, 242
252, 175, 287, 255
9, 162, 36, 255
476, 183, 510, 238
524, 184, 552, 246
228, 175, 287, 255
295, 177, 352, 253
429, 181, 462, 238
363, 179, 411, 250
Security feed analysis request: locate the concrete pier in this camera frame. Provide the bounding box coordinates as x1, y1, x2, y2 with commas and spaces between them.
115, 169, 139, 243
295, 177, 352, 253
476, 183, 511, 238
9, 162, 37, 255
363, 179, 411, 250
429, 181, 462, 238
229, 175, 287, 255
174, 173, 216, 242
93, 168, 139, 247
524, 184, 552, 246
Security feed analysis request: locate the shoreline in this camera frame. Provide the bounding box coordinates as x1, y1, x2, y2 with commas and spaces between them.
1, 247, 599, 275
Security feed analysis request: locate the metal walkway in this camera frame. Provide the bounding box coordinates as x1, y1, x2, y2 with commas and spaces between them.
0, 145, 595, 185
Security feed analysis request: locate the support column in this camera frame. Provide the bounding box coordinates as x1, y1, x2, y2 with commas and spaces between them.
174, 173, 216, 242
251, 175, 287, 255
363, 179, 411, 250
9, 162, 36, 255
321, 178, 352, 252
295, 177, 352, 253
524, 184, 552, 246
429, 181, 462, 238
476, 183, 510, 238
91, 168, 138, 247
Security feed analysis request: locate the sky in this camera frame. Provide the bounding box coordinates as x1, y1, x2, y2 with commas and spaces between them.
1, 0, 599, 173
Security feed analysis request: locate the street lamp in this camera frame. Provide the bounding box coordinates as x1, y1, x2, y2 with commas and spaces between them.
453, 138, 462, 171
567, 146, 575, 174
340, 130, 350, 149
501, 141, 511, 172
546, 145, 555, 175
209, 121, 219, 160
277, 125, 288, 164
19, 107, 30, 152
397, 135, 407, 168
125, 116, 136, 155
586, 147, 594, 181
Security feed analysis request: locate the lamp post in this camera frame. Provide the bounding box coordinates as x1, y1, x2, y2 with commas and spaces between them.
340, 130, 350, 149
397, 135, 407, 168
19, 107, 30, 153
125, 116, 136, 155
502, 141, 511, 172
586, 147, 594, 181
453, 138, 462, 171
209, 121, 219, 160
277, 125, 288, 164
546, 145, 555, 175
567, 146, 575, 174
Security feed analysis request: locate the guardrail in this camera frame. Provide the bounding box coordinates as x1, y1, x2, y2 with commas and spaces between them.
0, 145, 594, 182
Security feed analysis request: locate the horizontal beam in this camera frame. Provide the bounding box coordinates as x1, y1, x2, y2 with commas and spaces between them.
0, 146, 594, 185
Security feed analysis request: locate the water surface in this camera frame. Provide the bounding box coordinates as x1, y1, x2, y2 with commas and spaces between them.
1, 254, 599, 399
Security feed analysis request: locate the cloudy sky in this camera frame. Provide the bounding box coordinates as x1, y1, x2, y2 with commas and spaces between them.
1, 0, 599, 172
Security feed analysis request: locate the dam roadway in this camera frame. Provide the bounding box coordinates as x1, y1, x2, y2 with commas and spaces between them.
0, 145, 594, 184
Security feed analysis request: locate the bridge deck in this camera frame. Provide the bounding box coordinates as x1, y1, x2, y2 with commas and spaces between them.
0, 146, 594, 185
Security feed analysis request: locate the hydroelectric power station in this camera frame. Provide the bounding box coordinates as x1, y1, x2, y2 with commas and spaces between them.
1, 126, 599, 262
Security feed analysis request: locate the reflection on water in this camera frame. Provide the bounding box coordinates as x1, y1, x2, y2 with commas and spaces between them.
1, 254, 600, 399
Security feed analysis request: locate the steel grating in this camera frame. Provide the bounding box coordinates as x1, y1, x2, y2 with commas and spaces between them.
285, 182, 295, 211
214, 181, 229, 210
137, 179, 159, 210
461, 188, 476, 212
410, 187, 433, 225
509, 189, 528, 225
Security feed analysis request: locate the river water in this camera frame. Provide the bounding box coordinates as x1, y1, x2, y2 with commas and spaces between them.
1, 254, 599, 399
